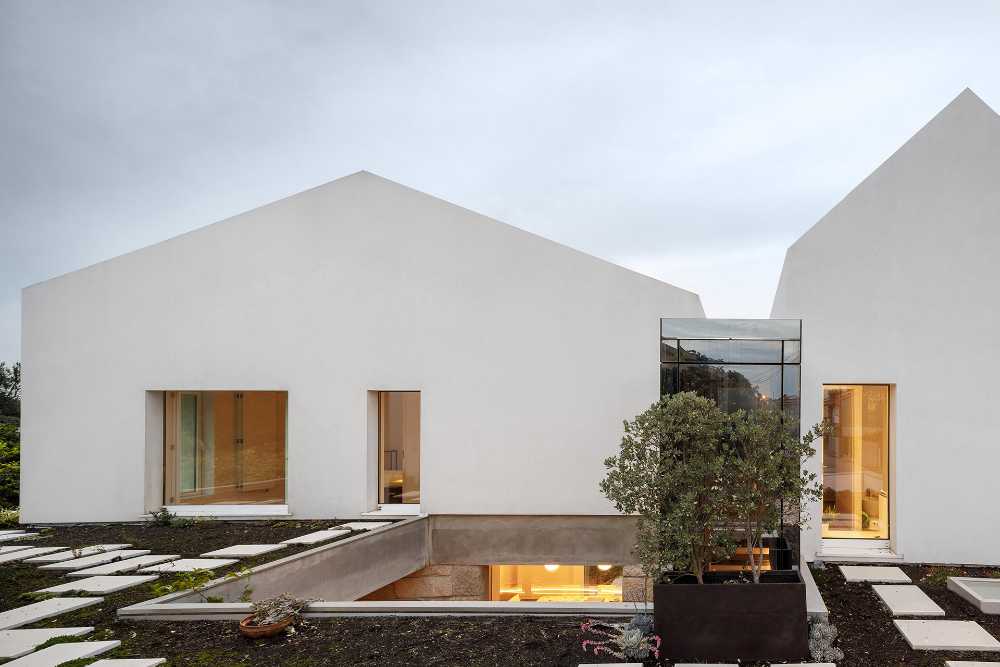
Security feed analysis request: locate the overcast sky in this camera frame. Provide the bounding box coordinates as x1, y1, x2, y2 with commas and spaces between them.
2, 2, 999, 361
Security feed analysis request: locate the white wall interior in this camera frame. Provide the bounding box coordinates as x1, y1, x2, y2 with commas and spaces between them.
20, 172, 704, 522
772, 89, 1000, 565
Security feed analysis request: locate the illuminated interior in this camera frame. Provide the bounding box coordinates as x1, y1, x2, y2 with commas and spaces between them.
489, 564, 623, 602
379, 391, 420, 504
164, 390, 287, 505
822, 384, 890, 539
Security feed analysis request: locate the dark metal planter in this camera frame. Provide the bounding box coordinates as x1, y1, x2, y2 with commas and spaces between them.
654, 569, 808, 662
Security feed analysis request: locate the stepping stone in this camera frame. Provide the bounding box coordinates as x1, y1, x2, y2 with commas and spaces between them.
139, 558, 238, 573
0, 530, 25, 536
945, 662, 1000, 666
0, 533, 39, 542
673, 664, 737, 666
0, 598, 103, 630
200, 544, 286, 558
91, 660, 167, 666
281, 529, 350, 545
37, 575, 159, 595
0, 547, 67, 565
0, 545, 32, 554
874, 585, 946, 616
0, 627, 93, 659
3, 639, 119, 665
894, 619, 1000, 651
69, 555, 180, 577
338, 521, 391, 531
38, 549, 150, 571
949, 577, 1000, 614
840, 565, 911, 583
25, 545, 132, 564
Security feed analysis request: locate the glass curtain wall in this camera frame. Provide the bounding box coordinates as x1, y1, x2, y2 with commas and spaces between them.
660, 319, 801, 423
164, 390, 287, 505
821, 385, 890, 539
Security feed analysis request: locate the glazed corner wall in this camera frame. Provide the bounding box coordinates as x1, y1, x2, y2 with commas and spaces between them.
772, 90, 1000, 565
19, 171, 704, 522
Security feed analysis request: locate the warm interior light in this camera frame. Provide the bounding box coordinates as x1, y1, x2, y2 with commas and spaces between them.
543, 563, 560, 572
597, 564, 612, 571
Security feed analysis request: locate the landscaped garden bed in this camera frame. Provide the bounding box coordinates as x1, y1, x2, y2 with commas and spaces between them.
812, 561, 1000, 666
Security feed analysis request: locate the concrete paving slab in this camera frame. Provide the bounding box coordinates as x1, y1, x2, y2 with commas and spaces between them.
895, 619, 1000, 651
0, 534, 39, 542
90, 660, 167, 666
945, 662, 1000, 666
0, 530, 25, 535
875, 585, 946, 616
138, 558, 239, 573
280, 529, 350, 545
949, 577, 1000, 614
3, 639, 120, 666
69, 555, 180, 577
0, 545, 32, 554
0, 598, 104, 630
840, 565, 912, 583
38, 575, 158, 595
0, 548, 67, 565
25, 545, 132, 564
338, 522, 391, 531
38, 549, 150, 571
0, 627, 93, 659
673, 664, 738, 666
200, 544, 286, 558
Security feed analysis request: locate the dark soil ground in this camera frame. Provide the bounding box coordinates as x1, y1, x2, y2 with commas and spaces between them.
811, 561, 1000, 667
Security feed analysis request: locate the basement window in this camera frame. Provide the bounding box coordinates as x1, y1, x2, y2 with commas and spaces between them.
489, 564, 623, 602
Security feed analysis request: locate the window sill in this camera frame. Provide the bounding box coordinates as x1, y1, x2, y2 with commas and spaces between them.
164, 504, 290, 517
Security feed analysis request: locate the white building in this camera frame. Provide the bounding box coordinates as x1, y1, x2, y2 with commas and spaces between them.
772, 88, 1000, 565
20, 171, 703, 524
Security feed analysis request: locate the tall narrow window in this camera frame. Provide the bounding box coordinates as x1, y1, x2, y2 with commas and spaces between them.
164, 390, 286, 505
821, 385, 890, 539
379, 391, 420, 505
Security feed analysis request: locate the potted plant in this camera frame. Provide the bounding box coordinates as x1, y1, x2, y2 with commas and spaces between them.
239, 593, 314, 638
601, 393, 826, 662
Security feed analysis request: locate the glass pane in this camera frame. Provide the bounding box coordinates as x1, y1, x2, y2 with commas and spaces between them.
380, 391, 421, 504
660, 364, 677, 395
679, 339, 781, 363
165, 391, 286, 505
783, 340, 801, 363
678, 364, 782, 413
782, 365, 801, 433
821, 385, 890, 539
490, 564, 623, 602
661, 318, 800, 340
660, 339, 678, 362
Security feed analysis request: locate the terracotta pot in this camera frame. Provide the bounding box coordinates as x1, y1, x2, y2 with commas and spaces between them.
239, 614, 293, 639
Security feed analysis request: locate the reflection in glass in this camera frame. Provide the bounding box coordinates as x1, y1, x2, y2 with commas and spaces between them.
783, 340, 801, 363
661, 318, 801, 340
661, 339, 679, 362
679, 339, 782, 364
490, 564, 623, 602
678, 364, 782, 413
821, 385, 890, 539
782, 365, 801, 427
379, 391, 421, 505
165, 391, 287, 505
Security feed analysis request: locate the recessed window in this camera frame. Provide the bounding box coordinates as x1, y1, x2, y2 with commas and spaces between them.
379, 391, 420, 505
489, 564, 623, 602
163, 390, 286, 505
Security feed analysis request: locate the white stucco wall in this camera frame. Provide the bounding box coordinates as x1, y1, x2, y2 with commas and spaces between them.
772, 90, 1000, 565
21, 171, 704, 522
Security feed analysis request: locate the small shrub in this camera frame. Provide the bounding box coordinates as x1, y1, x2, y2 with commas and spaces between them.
150, 568, 217, 602
809, 619, 845, 662
0, 506, 18, 528
580, 619, 661, 661
924, 566, 962, 587
245, 593, 315, 627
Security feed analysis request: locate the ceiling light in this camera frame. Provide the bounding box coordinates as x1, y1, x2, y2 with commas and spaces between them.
543, 563, 560, 572
597, 564, 613, 571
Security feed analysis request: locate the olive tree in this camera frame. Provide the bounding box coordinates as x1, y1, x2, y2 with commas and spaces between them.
600, 392, 734, 584
724, 408, 825, 583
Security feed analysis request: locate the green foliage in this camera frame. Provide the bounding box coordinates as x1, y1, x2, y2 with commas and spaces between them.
0, 421, 20, 508
147, 507, 194, 528
226, 565, 254, 602
0, 506, 18, 528
0, 361, 20, 417
924, 566, 962, 587
724, 408, 825, 583
150, 568, 217, 602
18, 591, 57, 603
600, 392, 735, 583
